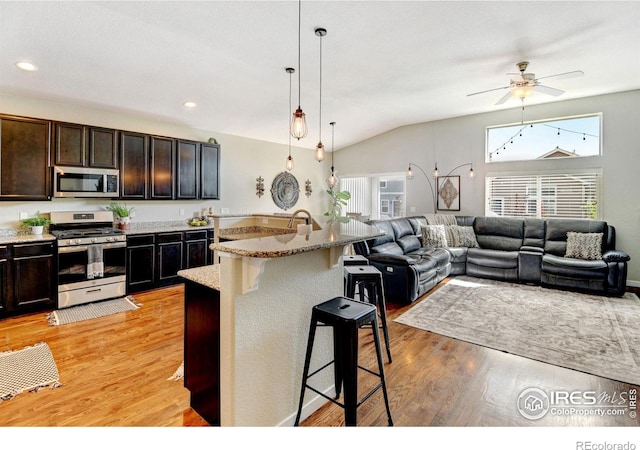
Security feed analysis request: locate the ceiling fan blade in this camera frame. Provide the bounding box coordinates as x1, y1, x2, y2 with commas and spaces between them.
536, 70, 584, 82
495, 90, 513, 105
467, 85, 510, 97
535, 85, 565, 96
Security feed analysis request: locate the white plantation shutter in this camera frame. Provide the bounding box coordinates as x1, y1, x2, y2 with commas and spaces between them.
486, 171, 601, 219
340, 177, 371, 217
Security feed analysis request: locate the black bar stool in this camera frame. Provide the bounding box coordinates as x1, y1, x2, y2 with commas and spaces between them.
344, 265, 392, 363
343, 254, 369, 266
294, 296, 393, 427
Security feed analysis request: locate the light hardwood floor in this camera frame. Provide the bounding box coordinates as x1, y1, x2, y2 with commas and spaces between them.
0, 282, 638, 427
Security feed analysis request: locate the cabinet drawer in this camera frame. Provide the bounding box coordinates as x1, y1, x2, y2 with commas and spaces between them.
0, 245, 7, 260
157, 232, 183, 243
13, 243, 54, 258
127, 234, 155, 246
185, 230, 207, 241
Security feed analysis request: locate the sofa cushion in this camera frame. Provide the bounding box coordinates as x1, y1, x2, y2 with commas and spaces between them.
473, 217, 524, 251
544, 219, 607, 256
467, 248, 519, 269
542, 254, 608, 279
421, 225, 448, 247
565, 232, 603, 260
369, 241, 404, 256
398, 235, 422, 253
523, 219, 546, 249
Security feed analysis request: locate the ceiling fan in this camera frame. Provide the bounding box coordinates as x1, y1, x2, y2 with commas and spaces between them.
467, 61, 584, 105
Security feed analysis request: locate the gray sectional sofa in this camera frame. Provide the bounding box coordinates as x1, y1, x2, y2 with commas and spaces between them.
352, 215, 630, 304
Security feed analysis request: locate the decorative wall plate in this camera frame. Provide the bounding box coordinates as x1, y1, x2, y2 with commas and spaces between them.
271, 171, 300, 210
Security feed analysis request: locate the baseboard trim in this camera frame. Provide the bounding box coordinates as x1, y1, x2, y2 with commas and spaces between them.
627, 279, 640, 289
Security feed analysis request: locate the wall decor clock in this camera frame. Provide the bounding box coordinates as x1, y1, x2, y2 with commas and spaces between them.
271, 171, 300, 210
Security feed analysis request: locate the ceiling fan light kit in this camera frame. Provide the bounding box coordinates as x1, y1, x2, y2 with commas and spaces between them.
468, 61, 584, 106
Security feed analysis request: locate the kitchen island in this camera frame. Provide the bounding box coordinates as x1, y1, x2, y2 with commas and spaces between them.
178, 217, 382, 426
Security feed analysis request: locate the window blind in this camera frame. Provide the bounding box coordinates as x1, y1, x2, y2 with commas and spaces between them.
486, 171, 601, 219
340, 177, 371, 216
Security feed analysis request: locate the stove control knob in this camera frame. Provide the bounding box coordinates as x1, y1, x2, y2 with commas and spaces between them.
67, 239, 73, 245
91, 238, 98, 243
106, 237, 114, 242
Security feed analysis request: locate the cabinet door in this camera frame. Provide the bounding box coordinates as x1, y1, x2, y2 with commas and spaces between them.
185, 230, 208, 269
200, 143, 220, 200
149, 136, 175, 200
0, 115, 51, 200
53, 122, 87, 166
120, 131, 148, 199
157, 232, 184, 286
0, 246, 8, 315
126, 235, 156, 294
89, 127, 118, 168
11, 243, 54, 312
207, 230, 216, 265
176, 140, 199, 199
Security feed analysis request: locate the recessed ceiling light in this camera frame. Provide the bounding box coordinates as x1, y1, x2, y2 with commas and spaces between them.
15, 61, 39, 72
183, 101, 197, 108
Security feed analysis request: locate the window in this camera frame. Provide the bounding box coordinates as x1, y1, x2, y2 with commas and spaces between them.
341, 174, 405, 220
486, 171, 601, 219
487, 114, 601, 163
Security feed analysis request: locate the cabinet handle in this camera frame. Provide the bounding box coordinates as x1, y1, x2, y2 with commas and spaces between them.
86, 288, 102, 294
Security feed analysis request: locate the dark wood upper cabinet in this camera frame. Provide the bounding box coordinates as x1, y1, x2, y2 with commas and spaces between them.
54, 122, 87, 166
53, 122, 118, 169
120, 131, 149, 199
89, 127, 118, 168
200, 142, 220, 200
176, 140, 199, 200
149, 136, 175, 200
0, 115, 51, 200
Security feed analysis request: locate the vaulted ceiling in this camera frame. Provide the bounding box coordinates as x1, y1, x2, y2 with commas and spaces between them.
2, 1, 639, 150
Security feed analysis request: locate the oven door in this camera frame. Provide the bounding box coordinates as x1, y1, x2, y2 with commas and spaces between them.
57, 242, 126, 285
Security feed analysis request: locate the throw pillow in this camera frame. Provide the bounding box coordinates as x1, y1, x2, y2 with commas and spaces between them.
443, 225, 457, 248
421, 225, 448, 248
565, 232, 603, 260
451, 225, 480, 248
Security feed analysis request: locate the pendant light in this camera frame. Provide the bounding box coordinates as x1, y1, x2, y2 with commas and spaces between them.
314, 27, 327, 162
327, 122, 339, 189
290, 0, 307, 140
285, 68, 295, 171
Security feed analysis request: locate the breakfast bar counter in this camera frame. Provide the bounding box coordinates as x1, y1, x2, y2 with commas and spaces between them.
179, 217, 382, 426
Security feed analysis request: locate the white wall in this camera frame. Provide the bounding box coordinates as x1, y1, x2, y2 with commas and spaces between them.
0, 92, 330, 229
335, 90, 640, 285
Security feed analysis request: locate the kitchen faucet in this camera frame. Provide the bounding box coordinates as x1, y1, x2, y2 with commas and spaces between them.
287, 209, 312, 228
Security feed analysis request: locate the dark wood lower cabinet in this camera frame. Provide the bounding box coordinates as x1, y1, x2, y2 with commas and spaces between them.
183, 279, 220, 425
127, 230, 214, 295
126, 234, 156, 294
0, 242, 56, 318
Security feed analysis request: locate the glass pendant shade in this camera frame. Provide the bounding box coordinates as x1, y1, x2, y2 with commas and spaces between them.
291, 108, 307, 139
327, 167, 339, 189
406, 165, 414, 179
314, 142, 325, 162
286, 155, 294, 171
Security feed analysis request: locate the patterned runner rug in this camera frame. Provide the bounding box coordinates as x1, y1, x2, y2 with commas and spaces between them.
0, 342, 62, 402
47, 296, 140, 326
395, 276, 640, 386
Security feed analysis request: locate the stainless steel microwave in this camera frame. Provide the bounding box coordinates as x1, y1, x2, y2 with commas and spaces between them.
53, 166, 120, 198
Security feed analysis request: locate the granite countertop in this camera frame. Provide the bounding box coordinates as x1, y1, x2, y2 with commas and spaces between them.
178, 264, 220, 291
211, 217, 383, 259
124, 223, 214, 235
0, 233, 57, 245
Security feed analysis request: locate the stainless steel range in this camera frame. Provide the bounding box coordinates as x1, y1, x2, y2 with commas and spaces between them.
50, 211, 127, 308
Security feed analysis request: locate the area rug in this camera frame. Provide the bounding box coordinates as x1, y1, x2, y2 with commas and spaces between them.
0, 342, 62, 402
395, 276, 640, 386
46, 296, 140, 326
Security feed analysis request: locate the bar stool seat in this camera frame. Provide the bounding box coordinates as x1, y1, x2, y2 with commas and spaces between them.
294, 296, 393, 427
343, 254, 369, 266
344, 265, 392, 363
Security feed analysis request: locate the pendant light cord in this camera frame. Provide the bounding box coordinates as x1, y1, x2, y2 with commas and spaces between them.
318, 32, 323, 142
289, 70, 293, 156
297, 0, 302, 109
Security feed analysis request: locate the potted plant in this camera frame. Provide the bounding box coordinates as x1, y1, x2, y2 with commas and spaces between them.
21, 212, 51, 235
106, 202, 135, 229
324, 189, 351, 223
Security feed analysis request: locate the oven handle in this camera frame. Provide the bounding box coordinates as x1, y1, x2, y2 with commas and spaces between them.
57, 242, 127, 254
